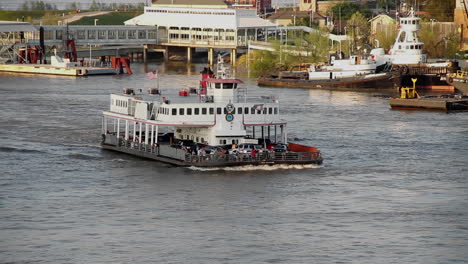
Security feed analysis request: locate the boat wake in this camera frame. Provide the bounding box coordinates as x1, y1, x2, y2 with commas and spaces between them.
188, 164, 321, 171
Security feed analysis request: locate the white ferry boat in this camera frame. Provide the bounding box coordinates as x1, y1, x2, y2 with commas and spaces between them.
101, 56, 323, 167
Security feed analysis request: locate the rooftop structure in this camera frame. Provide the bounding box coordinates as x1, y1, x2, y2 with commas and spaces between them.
152, 0, 229, 8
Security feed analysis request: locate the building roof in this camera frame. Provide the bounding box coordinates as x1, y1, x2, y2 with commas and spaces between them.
126, 7, 275, 29
0, 21, 37, 32
368, 14, 395, 23
267, 10, 325, 20
153, 0, 228, 6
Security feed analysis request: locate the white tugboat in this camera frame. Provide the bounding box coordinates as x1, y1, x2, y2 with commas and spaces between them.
101, 56, 323, 167
384, 7, 427, 65
382, 7, 456, 90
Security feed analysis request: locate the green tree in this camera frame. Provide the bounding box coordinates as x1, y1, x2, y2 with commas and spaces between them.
377, 0, 395, 13
330, 2, 371, 20
373, 21, 397, 50
68, 2, 79, 10
21, 2, 29, 10
421, 0, 455, 22
347, 11, 370, 53
89, 0, 99, 11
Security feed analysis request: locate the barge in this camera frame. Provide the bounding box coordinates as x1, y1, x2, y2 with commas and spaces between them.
447, 70, 468, 95
258, 72, 396, 89
389, 78, 468, 111
101, 56, 323, 168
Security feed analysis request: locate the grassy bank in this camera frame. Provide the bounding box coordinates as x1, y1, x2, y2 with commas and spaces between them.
70, 12, 141, 25
0, 10, 65, 22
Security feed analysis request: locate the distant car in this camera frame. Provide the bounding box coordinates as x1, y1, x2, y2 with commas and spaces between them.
273, 144, 288, 153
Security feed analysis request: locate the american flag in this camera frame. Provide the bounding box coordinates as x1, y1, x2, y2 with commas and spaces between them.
147, 71, 158, 80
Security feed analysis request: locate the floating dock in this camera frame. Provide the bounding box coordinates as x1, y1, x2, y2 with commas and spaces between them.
389, 78, 468, 111
389, 97, 468, 111
0, 63, 118, 76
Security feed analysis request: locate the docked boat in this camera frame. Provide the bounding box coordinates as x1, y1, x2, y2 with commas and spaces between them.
447, 70, 468, 95
383, 7, 457, 90
101, 56, 323, 167
257, 54, 397, 89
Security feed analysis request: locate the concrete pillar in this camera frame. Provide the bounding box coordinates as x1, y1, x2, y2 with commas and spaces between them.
143, 44, 148, 63
187, 47, 192, 63
208, 48, 214, 65
164, 46, 169, 62
231, 49, 236, 65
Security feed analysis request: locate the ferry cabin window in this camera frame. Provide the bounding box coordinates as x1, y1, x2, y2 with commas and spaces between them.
179, 108, 185, 115
201, 137, 205, 143
215, 83, 221, 89
172, 108, 177, 115
274, 107, 278, 114
224, 108, 227, 114
187, 108, 192, 115
209, 108, 214, 115
223, 83, 234, 89
244, 107, 249, 114
202, 108, 207, 115
195, 108, 200, 115
217, 107, 222, 114
238, 107, 243, 114
268, 107, 272, 114
263, 108, 267, 114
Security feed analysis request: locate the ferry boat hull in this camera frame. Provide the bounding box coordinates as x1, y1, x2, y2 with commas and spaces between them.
257, 72, 397, 89
101, 135, 323, 167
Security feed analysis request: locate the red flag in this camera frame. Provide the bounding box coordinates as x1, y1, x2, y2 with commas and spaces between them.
147, 71, 158, 80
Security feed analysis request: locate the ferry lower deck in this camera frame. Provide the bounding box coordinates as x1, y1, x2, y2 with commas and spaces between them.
101, 134, 323, 167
